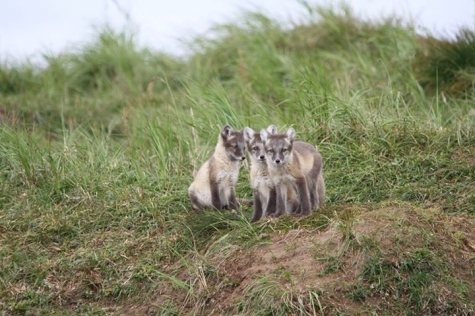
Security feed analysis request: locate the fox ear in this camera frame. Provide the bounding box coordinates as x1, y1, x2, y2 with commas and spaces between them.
286, 128, 295, 141
221, 125, 233, 138
266, 125, 278, 134
260, 129, 269, 142
243, 127, 255, 142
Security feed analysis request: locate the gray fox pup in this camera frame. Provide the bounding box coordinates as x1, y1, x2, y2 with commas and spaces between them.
244, 125, 299, 222
260, 127, 325, 217
188, 125, 247, 212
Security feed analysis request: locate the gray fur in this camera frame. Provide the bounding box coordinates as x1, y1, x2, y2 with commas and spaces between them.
262, 128, 325, 217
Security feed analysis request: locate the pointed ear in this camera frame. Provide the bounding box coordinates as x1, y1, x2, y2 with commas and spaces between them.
221, 125, 233, 139
243, 127, 254, 142
260, 129, 269, 142
286, 128, 295, 142
266, 125, 278, 134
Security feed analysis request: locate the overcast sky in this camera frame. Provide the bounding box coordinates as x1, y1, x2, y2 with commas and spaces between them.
0, 0, 473, 63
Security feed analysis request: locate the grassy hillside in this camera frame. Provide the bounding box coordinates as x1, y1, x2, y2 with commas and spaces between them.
1, 5, 474, 315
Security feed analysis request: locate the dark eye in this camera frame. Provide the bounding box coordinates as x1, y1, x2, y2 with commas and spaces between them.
233, 144, 238, 149
252, 146, 258, 151
282, 148, 288, 153
268, 149, 274, 153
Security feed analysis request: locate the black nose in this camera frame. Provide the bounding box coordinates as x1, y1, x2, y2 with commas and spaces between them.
259, 155, 265, 160
241, 156, 246, 160
275, 159, 281, 164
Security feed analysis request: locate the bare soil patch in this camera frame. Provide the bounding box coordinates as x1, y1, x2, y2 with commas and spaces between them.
194, 203, 475, 314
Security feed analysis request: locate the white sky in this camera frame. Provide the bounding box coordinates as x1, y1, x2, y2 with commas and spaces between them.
0, 0, 474, 62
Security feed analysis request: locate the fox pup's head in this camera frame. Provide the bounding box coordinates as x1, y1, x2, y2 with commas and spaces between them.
243, 125, 278, 163
260, 127, 295, 167
220, 125, 246, 162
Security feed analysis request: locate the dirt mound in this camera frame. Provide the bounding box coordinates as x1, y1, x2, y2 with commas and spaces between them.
194, 203, 475, 315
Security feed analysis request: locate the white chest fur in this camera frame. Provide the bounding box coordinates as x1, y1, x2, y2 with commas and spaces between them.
216, 168, 238, 185
216, 168, 238, 205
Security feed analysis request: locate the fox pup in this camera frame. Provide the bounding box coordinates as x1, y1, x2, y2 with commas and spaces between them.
244, 125, 299, 222
260, 127, 325, 217
188, 125, 247, 212
293, 141, 325, 211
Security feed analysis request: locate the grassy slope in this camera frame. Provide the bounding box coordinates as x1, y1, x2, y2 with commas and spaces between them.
1, 5, 474, 315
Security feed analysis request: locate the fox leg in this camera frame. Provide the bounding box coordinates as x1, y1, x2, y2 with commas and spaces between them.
296, 177, 311, 216
251, 190, 263, 222
228, 187, 239, 211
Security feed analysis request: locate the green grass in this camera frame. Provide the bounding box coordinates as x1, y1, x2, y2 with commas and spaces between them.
1, 3, 475, 315
414, 27, 475, 96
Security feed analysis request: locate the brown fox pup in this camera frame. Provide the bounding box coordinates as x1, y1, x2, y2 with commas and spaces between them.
188, 125, 247, 212
260, 128, 325, 217
244, 125, 299, 222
